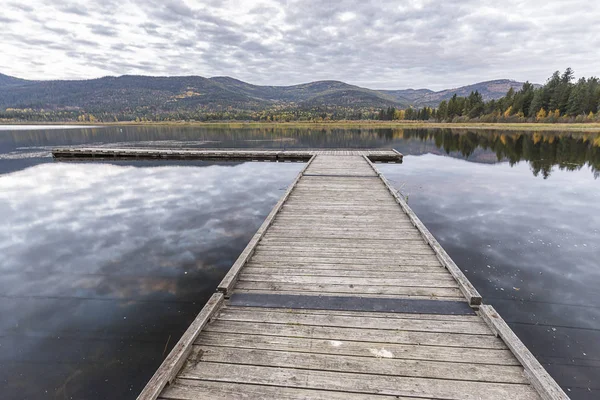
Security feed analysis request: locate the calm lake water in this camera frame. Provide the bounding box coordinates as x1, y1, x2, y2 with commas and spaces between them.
0, 125, 598, 399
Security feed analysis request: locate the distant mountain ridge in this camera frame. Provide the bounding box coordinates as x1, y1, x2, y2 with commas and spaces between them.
0, 72, 531, 113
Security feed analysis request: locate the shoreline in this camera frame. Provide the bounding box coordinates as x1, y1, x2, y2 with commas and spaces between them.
1, 120, 600, 132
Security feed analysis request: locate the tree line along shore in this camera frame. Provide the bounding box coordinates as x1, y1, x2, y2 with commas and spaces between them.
1, 69, 598, 125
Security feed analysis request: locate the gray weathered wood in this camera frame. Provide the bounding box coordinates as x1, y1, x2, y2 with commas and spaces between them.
160, 379, 402, 399
178, 362, 540, 400
242, 267, 447, 278
135, 152, 558, 400
216, 307, 492, 334
195, 331, 518, 365
224, 306, 481, 322
234, 288, 466, 301
248, 255, 442, 266
191, 345, 527, 383
244, 261, 444, 271
203, 319, 508, 349
53, 148, 403, 162
238, 274, 458, 287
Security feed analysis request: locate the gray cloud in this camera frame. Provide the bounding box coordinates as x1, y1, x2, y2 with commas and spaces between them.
59, 3, 90, 16
90, 24, 118, 37
0, 16, 17, 23
0, 0, 598, 89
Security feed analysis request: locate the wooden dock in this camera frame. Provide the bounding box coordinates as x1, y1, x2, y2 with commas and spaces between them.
131, 152, 568, 400
51, 148, 404, 163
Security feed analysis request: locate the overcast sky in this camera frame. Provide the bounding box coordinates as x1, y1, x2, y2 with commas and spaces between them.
1, 0, 598, 90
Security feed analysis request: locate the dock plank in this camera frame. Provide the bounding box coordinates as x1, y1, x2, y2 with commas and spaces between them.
190, 345, 528, 383
160, 380, 400, 400
203, 320, 508, 349
195, 332, 519, 365
178, 362, 540, 400
215, 307, 492, 335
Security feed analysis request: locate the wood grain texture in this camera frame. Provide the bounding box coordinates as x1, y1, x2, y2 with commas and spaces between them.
195, 331, 519, 365
203, 319, 508, 349
190, 345, 528, 383
178, 362, 540, 400
215, 308, 492, 334
160, 379, 402, 399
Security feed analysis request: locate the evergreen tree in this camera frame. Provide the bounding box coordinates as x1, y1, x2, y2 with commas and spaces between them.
567, 78, 586, 116
437, 101, 448, 121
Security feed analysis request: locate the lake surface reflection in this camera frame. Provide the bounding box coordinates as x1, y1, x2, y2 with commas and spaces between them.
0, 158, 303, 398
0, 125, 598, 399
380, 158, 600, 400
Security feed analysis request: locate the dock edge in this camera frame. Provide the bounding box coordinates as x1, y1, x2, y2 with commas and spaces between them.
216, 155, 316, 295
363, 154, 483, 307
136, 292, 224, 400
479, 305, 569, 400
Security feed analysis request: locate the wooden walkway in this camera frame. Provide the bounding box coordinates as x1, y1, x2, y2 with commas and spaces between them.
52, 148, 403, 163
138, 153, 568, 400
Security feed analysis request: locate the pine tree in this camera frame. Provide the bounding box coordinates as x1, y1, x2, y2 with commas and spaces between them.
567, 78, 586, 116
437, 101, 448, 121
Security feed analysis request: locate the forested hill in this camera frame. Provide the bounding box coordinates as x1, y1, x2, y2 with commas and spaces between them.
0, 72, 527, 121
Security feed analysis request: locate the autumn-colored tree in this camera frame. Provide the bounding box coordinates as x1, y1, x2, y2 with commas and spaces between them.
536, 108, 547, 121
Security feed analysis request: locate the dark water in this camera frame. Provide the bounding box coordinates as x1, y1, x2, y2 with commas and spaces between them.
0, 125, 599, 399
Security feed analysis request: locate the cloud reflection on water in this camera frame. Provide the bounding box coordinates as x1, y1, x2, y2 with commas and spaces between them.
0, 160, 303, 399
380, 155, 600, 397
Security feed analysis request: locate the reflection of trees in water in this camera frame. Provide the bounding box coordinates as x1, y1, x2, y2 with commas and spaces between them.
2, 125, 599, 178
401, 129, 600, 179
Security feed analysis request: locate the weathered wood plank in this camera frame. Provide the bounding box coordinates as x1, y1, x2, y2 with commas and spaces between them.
238, 274, 457, 288
223, 306, 479, 322
244, 261, 443, 271
160, 379, 400, 400
253, 247, 436, 256
234, 281, 462, 297
265, 227, 418, 232
203, 320, 508, 349
137, 293, 224, 400
195, 332, 518, 365
248, 255, 442, 266
216, 308, 492, 335
258, 237, 426, 244
251, 250, 441, 260
178, 362, 540, 400
235, 288, 466, 301
256, 242, 434, 251
258, 238, 431, 246
191, 345, 527, 383
242, 267, 447, 278
271, 217, 414, 224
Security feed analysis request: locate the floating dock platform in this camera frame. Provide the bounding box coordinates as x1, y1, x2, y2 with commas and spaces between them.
52, 148, 404, 163
53, 148, 566, 399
